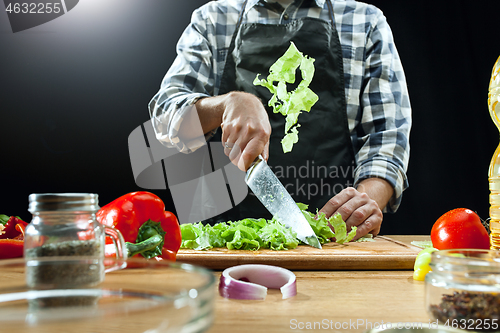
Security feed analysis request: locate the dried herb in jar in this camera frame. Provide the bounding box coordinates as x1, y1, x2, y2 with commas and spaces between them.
25, 240, 103, 308
26, 240, 103, 288
429, 291, 500, 331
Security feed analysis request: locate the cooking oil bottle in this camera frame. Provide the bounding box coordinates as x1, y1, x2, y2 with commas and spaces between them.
488, 55, 500, 250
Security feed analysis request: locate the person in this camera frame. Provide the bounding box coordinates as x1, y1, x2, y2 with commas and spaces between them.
149, 0, 411, 240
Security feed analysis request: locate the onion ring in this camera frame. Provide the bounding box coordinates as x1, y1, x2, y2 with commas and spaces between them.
219, 264, 297, 300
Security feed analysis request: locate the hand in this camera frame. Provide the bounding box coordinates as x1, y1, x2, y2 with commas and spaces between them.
319, 187, 383, 240
221, 92, 271, 171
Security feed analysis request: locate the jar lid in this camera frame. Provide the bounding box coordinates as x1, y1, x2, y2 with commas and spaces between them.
28, 193, 99, 212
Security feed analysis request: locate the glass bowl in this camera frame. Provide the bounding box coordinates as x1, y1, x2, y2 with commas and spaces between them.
0, 257, 216, 333
425, 249, 500, 331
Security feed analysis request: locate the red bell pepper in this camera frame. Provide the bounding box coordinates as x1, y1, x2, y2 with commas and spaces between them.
0, 216, 28, 240
96, 191, 182, 261
0, 239, 24, 259
0, 216, 28, 259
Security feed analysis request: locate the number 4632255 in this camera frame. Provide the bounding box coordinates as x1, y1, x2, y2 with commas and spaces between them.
5, 3, 62, 14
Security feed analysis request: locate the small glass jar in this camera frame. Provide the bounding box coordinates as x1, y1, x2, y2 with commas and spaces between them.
425, 249, 500, 331
24, 193, 126, 290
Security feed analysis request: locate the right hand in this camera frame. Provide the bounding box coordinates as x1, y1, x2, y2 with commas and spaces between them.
221, 92, 271, 171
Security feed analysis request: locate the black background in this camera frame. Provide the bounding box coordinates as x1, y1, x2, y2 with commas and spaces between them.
1, 0, 499, 236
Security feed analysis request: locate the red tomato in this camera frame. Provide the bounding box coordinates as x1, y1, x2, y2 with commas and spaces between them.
430, 208, 490, 250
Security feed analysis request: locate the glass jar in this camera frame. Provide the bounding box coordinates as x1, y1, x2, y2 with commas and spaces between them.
24, 193, 126, 290
425, 249, 500, 331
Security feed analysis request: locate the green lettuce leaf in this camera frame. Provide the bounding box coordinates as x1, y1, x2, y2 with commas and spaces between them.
281, 126, 300, 153
301, 210, 335, 245
254, 41, 319, 153
410, 240, 434, 249
298, 203, 356, 245
180, 222, 229, 250
355, 234, 375, 242
179, 203, 356, 251
226, 229, 261, 250
260, 219, 299, 250
328, 212, 357, 244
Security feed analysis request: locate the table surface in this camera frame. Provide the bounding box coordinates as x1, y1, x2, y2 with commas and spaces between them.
0, 235, 432, 333
208, 235, 432, 333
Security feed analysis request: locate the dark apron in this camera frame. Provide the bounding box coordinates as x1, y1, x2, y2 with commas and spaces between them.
209, 0, 355, 222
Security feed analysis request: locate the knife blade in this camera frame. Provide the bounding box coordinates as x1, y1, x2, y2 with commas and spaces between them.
245, 155, 322, 249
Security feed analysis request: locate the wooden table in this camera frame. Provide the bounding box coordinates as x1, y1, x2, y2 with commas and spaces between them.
207, 236, 432, 333
0, 236, 432, 333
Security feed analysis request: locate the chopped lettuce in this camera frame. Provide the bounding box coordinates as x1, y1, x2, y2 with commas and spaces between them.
254, 42, 319, 153
260, 219, 299, 250
355, 234, 375, 242
225, 229, 261, 250
298, 203, 357, 245
328, 212, 357, 244
222, 220, 262, 250
180, 203, 357, 251
410, 240, 434, 249
298, 203, 334, 244
180, 222, 228, 250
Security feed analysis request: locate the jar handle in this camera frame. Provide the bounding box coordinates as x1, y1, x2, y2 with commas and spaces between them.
103, 226, 127, 273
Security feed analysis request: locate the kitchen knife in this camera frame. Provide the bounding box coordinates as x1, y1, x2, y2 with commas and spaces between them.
245, 155, 322, 249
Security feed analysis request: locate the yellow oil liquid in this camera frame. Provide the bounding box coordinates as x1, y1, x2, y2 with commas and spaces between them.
488, 176, 500, 249
488, 55, 500, 250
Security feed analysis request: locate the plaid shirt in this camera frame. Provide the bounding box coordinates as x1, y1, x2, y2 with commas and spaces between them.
149, 0, 412, 212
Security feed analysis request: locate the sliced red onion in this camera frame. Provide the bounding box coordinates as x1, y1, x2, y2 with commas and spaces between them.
219, 264, 297, 300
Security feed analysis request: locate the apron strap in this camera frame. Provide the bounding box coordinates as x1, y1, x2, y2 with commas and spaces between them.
326, 0, 335, 25
235, 0, 249, 34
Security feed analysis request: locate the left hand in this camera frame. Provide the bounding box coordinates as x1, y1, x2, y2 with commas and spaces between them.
319, 187, 383, 240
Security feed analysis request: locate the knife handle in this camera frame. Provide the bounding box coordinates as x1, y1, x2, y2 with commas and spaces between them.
246, 155, 264, 175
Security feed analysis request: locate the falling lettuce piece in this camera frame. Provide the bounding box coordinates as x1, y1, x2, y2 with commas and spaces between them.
268, 42, 303, 83
281, 126, 300, 154
284, 111, 300, 133
299, 56, 316, 85
254, 41, 318, 153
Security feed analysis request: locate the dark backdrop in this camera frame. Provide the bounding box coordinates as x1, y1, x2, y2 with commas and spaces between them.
1, 0, 499, 236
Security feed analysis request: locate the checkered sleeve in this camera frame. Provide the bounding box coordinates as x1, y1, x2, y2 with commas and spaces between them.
148, 6, 216, 153
353, 9, 412, 213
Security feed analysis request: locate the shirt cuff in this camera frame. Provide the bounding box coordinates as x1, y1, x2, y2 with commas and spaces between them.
152, 93, 210, 154
353, 159, 409, 213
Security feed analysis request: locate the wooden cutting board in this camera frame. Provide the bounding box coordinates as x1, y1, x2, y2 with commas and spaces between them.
176, 235, 425, 270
